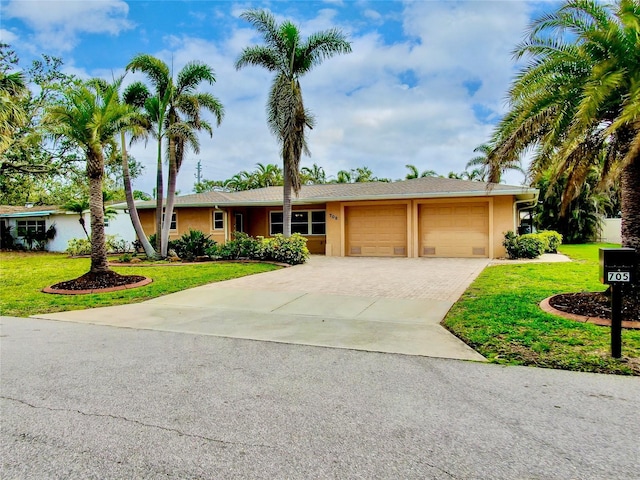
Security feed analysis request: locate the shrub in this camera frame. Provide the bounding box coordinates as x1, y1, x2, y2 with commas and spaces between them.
118, 253, 132, 263
207, 233, 309, 265
66, 237, 92, 256
537, 230, 562, 253
503, 231, 519, 259
503, 231, 545, 259
0, 223, 16, 249
517, 234, 546, 259
106, 235, 130, 254
263, 233, 310, 265
173, 229, 216, 261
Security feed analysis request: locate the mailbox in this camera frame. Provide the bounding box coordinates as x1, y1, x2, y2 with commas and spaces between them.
599, 248, 636, 285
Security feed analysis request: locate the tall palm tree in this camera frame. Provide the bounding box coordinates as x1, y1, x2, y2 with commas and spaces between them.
235, 9, 351, 236
120, 81, 157, 258
127, 55, 224, 256
46, 78, 134, 275
491, 0, 640, 284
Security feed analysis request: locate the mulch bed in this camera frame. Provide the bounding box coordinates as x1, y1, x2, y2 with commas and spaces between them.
44, 270, 151, 295
549, 291, 640, 323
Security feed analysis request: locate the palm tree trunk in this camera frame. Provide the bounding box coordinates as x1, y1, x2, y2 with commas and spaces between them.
121, 132, 156, 258
154, 138, 164, 253
620, 155, 640, 286
161, 137, 178, 256
283, 165, 292, 237
87, 151, 110, 274
78, 216, 89, 239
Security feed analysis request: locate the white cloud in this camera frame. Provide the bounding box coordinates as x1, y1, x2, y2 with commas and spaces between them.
4, 0, 134, 52
0, 28, 19, 44
20, 2, 535, 195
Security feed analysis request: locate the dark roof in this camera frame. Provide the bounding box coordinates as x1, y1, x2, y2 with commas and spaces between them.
134, 177, 538, 209
0, 205, 60, 217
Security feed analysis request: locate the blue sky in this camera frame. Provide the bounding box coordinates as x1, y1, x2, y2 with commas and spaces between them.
1, 0, 560, 195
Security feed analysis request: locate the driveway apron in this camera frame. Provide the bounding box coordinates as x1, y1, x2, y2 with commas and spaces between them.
34, 256, 488, 361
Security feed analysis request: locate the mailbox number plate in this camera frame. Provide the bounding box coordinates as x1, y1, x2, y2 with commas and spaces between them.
607, 271, 630, 283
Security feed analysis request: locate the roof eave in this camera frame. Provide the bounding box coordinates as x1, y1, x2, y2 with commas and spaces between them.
148, 187, 539, 209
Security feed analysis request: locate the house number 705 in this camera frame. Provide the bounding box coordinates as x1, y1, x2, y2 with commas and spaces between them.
607, 271, 630, 282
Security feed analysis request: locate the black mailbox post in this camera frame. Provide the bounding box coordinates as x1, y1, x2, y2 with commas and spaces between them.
599, 248, 636, 358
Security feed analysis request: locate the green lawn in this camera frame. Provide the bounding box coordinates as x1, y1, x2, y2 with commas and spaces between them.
443, 243, 640, 375
0, 252, 279, 317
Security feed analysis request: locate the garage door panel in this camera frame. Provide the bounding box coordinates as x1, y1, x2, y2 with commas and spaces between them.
347, 205, 407, 257
420, 203, 489, 258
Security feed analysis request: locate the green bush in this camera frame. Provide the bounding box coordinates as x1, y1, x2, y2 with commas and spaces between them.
66, 238, 92, 256
263, 233, 309, 265
207, 233, 309, 265
118, 253, 132, 263
537, 230, 563, 253
517, 234, 546, 258
503, 231, 545, 259
0, 223, 16, 250
173, 229, 216, 261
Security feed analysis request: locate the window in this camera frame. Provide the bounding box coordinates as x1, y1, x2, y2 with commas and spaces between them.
213, 211, 224, 230
162, 210, 177, 230
17, 219, 45, 237
270, 211, 283, 235
234, 213, 244, 233
269, 210, 325, 236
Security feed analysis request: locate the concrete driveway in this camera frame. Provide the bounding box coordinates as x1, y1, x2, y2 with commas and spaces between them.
34, 256, 488, 361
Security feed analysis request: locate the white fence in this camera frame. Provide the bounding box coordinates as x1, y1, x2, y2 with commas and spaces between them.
597, 218, 621, 244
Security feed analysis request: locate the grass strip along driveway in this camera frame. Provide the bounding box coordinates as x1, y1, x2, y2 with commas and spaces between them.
444, 243, 640, 376
0, 252, 279, 317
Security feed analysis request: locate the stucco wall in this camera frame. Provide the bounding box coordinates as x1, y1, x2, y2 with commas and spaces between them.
492, 195, 515, 258
138, 205, 327, 254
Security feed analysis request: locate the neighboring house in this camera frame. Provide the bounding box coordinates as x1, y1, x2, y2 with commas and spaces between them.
0, 204, 136, 252
135, 177, 539, 259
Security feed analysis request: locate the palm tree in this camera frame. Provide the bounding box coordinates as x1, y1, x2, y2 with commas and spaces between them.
46, 78, 134, 275
235, 9, 351, 236
253, 162, 283, 188
301, 163, 326, 184
467, 143, 524, 184
63, 197, 90, 239
335, 169, 352, 183
120, 81, 157, 258
490, 0, 640, 284
405, 164, 438, 180
0, 69, 28, 157
127, 54, 224, 256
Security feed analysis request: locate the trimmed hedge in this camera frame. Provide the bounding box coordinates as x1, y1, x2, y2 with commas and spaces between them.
207, 232, 310, 265
503, 230, 563, 259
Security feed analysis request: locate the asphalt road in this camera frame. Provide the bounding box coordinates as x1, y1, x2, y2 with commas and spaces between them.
1, 316, 639, 479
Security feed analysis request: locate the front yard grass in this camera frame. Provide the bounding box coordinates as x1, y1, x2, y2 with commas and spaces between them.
443, 243, 640, 375
0, 252, 279, 317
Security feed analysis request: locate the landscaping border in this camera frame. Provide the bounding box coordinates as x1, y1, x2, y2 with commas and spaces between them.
42, 277, 153, 295
540, 296, 640, 330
